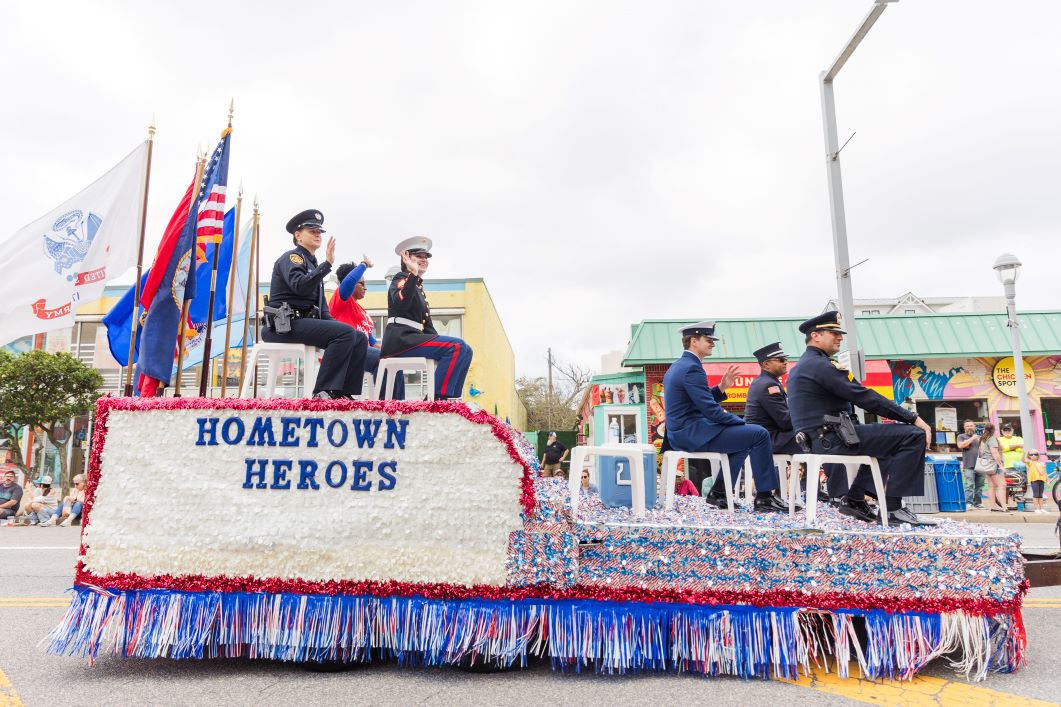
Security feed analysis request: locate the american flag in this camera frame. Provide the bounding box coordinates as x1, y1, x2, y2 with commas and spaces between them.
195, 130, 231, 264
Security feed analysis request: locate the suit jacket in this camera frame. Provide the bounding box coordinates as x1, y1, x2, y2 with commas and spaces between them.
662, 350, 744, 451
744, 370, 795, 450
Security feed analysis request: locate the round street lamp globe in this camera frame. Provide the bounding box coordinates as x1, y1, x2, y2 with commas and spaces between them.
993, 253, 1022, 285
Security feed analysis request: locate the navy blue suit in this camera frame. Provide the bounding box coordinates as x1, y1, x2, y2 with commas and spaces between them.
663, 351, 778, 494
787, 346, 926, 498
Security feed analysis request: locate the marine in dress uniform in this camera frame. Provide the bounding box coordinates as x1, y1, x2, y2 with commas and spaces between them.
261, 209, 368, 399
745, 342, 848, 500
662, 321, 787, 512
786, 312, 932, 526
379, 237, 473, 399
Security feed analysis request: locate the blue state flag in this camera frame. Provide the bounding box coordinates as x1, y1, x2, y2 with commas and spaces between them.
102, 270, 151, 367
137, 132, 230, 388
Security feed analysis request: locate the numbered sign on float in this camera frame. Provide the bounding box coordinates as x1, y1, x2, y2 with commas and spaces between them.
598, 449, 657, 510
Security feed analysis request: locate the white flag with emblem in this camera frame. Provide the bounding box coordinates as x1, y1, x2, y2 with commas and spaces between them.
0, 142, 149, 346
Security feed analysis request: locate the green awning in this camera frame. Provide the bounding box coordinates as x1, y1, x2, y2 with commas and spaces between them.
622, 311, 1061, 366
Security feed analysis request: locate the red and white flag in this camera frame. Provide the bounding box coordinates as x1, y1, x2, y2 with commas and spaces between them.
0, 142, 149, 345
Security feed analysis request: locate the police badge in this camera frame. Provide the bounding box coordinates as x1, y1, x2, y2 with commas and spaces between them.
42, 210, 102, 281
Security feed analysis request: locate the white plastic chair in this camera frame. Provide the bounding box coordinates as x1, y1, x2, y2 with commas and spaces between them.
773, 454, 793, 503
568, 444, 648, 518
355, 372, 376, 401
662, 451, 752, 512
238, 343, 319, 398
789, 453, 888, 527
376, 357, 436, 400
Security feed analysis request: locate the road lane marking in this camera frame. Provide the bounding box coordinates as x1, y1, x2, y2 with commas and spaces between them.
782, 663, 1053, 706
0, 546, 79, 550
0, 665, 24, 707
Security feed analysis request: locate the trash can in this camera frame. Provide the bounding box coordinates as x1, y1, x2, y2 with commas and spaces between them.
933, 460, 967, 512
905, 463, 939, 514
598, 449, 658, 510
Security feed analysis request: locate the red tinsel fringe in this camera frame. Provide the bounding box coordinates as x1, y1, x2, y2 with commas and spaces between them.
74, 565, 1028, 619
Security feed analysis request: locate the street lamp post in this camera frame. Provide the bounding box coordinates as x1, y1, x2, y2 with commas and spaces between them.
820, 0, 897, 383
993, 253, 1035, 445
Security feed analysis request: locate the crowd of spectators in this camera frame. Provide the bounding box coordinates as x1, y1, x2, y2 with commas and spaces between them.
0, 470, 86, 527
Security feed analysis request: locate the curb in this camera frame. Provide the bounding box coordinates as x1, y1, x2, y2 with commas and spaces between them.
938, 511, 1060, 524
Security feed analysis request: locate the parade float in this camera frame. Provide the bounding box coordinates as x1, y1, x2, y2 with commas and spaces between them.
47, 397, 1026, 681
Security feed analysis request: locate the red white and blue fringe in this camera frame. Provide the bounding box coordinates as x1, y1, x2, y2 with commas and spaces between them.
45, 588, 1025, 681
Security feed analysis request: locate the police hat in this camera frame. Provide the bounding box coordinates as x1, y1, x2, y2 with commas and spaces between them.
798, 311, 847, 335
678, 320, 718, 341
286, 209, 326, 234
395, 236, 433, 258
753, 341, 787, 363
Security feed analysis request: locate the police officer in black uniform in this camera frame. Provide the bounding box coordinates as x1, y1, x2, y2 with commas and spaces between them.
787, 312, 933, 525
746, 341, 846, 500
261, 209, 368, 399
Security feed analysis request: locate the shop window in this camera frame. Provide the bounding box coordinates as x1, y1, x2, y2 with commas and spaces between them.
913, 399, 984, 452
1043, 398, 1061, 452
604, 410, 640, 443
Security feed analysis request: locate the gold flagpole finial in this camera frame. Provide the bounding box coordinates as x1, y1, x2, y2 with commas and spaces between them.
253, 193, 259, 211
148, 115, 156, 139
238, 180, 244, 199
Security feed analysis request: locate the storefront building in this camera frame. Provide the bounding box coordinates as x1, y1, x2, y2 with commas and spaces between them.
607, 312, 1061, 456
577, 371, 647, 446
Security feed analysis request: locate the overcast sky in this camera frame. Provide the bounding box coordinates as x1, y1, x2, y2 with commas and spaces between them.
2, 1, 1058, 377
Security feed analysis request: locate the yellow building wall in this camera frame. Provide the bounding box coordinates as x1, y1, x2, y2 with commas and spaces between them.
360, 278, 527, 429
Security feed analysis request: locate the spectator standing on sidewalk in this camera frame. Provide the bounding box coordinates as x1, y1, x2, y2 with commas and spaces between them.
541, 433, 569, 478
998, 424, 1025, 472
1025, 449, 1048, 514
956, 420, 984, 509
976, 424, 1008, 513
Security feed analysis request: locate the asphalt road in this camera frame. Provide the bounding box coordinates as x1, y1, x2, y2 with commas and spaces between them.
1, 525, 1060, 707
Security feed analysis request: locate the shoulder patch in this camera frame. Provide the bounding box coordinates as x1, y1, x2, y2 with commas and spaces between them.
289, 253, 304, 265
767, 385, 781, 395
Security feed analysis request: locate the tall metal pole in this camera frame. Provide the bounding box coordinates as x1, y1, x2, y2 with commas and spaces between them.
219, 184, 243, 397
819, 0, 896, 383
123, 119, 156, 396
547, 348, 554, 431
1001, 281, 1035, 445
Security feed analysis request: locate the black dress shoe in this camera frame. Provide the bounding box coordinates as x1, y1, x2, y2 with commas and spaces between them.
314, 391, 334, 400
887, 507, 935, 527
837, 496, 878, 524
754, 492, 788, 513
703, 492, 729, 509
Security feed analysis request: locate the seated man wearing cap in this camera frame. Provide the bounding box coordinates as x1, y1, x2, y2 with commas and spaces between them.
663, 321, 788, 513
261, 209, 369, 399
380, 238, 473, 400
745, 342, 847, 500
787, 312, 933, 526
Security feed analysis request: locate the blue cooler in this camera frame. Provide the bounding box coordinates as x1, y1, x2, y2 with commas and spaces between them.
933, 459, 966, 512
598, 447, 658, 510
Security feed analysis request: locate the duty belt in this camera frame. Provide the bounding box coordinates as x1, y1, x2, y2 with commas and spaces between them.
387, 316, 423, 331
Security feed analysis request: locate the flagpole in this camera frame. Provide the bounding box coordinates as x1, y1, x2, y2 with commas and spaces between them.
173, 152, 209, 397
198, 100, 235, 397
123, 119, 156, 396
219, 182, 243, 397
238, 197, 259, 393
252, 201, 262, 396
